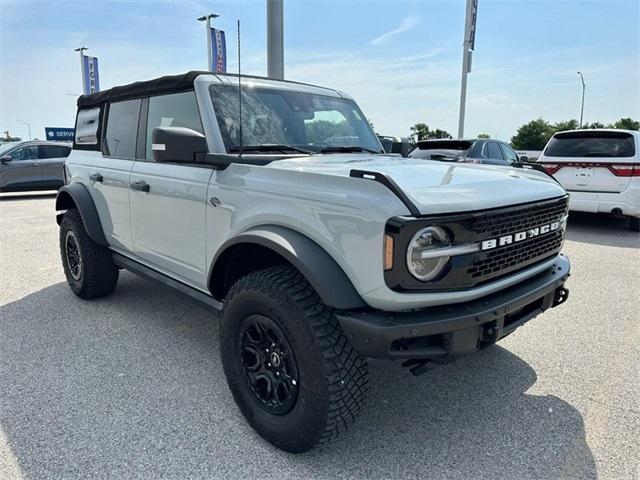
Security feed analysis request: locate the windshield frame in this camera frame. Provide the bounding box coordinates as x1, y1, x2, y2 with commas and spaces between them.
208, 83, 383, 155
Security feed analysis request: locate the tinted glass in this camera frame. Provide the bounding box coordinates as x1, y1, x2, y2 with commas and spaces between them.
486, 142, 504, 160
415, 140, 472, 150
104, 99, 141, 158
209, 85, 380, 153
499, 143, 518, 163
146, 91, 203, 160
545, 132, 635, 158
75, 107, 101, 145
39, 145, 71, 159
10, 146, 38, 160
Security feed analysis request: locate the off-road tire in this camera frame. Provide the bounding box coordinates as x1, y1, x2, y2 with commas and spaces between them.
59, 209, 119, 299
220, 265, 369, 453
629, 216, 640, 232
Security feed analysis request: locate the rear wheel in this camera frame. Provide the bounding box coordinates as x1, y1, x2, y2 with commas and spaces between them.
629, 216, 639, 232
59, 209, 119, 299
220, 265, 369, 453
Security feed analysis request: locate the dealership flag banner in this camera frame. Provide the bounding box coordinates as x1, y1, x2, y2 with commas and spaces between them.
210, 28, 227, 73
82, 55, 100, 94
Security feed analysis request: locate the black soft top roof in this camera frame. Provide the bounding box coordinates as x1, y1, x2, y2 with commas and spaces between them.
77, 71, 208, 108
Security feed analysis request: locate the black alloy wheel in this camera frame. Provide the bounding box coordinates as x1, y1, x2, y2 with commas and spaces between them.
239, 314, 299, 415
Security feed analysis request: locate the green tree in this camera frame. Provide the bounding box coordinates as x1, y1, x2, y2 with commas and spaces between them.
510, 118, 553, 150
552, 119, 579, 132
410, 123, 430, 142
477, 133, 491, 138
583, 121, 605, 129
610, 117, 640, 130
409, 123, 453, 142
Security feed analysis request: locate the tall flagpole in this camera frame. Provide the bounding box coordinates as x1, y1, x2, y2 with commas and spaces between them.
75, 46, 88, 95
198, 13, 219, 72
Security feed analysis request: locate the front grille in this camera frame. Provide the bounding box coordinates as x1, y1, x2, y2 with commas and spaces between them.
466, 197, 568, 281
468, 232, 563, 279
471, 197, 568, 237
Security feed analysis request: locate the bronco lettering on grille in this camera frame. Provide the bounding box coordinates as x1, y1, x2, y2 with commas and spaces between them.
480, 221, 561, 251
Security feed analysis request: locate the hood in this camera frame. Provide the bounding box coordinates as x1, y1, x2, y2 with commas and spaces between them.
266, 154, 566, 215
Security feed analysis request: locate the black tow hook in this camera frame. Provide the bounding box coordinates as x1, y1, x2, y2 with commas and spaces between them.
553, 287, 569, 307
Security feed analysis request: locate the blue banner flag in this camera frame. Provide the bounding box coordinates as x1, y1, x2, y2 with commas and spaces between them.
45, 127, 75, 142
82, 55, 100, 94
210, 28, 227, 73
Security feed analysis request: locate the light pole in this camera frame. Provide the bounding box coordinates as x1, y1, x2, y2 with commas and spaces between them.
267, 0, 284, 79
198, 13, 219, 72
16, 120, 31, 140
577, 71, 586, 128
74, 47, 88, 95
457, 0, 478, 139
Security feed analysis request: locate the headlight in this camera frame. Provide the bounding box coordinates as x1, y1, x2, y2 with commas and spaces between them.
406, 226, 450, 281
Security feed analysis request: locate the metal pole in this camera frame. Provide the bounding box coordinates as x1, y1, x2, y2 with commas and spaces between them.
206, 16, 213, 71
457, 0, 475, 139
577, 71, 586, 128
75, 47, 88, 95
198, 13, 219, 72
267, 0, 284, 79
17, 120, 31, 140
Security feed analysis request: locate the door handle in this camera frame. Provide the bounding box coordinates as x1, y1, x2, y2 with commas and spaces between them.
130, 180, 150, 192
89, 173, 104, 182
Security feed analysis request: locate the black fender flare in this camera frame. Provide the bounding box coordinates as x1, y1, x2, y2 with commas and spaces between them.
55, 183, 108, 246
209, 226, 366, 310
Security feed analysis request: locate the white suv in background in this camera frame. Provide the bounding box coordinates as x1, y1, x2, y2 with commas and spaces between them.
537, 129, 640, 231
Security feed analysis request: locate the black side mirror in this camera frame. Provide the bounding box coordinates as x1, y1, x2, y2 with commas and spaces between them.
0, 155, 12, 164
151, 127, 208, 163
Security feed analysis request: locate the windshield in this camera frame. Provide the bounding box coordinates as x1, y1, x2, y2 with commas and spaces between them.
545, 132, 635, 158
0, 142, 19, 156
209, 84, 382, 153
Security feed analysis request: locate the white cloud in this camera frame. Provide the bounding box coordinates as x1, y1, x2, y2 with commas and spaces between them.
369, 15, 419, 46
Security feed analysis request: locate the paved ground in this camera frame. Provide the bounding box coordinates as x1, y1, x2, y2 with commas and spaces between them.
1, 192, 639, 480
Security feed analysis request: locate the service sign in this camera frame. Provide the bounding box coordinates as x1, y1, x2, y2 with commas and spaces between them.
45, 127, 75, 142
210, 28, 227, 73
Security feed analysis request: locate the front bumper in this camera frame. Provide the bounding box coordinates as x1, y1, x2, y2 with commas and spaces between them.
337, 254, 570, 362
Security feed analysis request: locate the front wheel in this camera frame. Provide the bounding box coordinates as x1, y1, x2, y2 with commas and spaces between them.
59, 209, 119, 299
220, 265, 369, 453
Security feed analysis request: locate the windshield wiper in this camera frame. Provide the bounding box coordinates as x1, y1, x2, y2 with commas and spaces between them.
229, 144, 315, 155
320, 146, 383, 154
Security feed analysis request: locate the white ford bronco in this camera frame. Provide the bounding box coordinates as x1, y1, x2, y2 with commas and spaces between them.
57, 71, 571, 453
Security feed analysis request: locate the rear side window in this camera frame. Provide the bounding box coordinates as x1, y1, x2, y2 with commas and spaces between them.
486, 142, 504, 160
145, 91, 203, 160
545, 131, 636, 158
39, 145, 71, 159
75, 107, 101, 145
104, 99, 141, 159
500, 143, 518, 163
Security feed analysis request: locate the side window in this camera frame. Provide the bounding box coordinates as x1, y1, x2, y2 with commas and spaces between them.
9, 146, 38, 161
499, 143, 518, 163
104, 99, 141, 159
146, 91, 203, 160
75, 107, 101, 145
486, 142, 504, 160
39, 145, 71, 159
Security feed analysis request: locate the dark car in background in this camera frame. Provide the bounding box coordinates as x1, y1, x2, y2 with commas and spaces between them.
0, 141, 71, 192
409, 138, 519, 166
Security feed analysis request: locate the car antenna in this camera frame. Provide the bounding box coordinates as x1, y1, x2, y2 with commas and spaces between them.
237, 19, 243, 157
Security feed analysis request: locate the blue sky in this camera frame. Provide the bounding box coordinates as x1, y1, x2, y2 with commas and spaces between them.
1, 0, 638, 141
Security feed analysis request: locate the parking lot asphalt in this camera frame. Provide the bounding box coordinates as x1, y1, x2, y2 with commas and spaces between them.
1, 192, 639, 480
